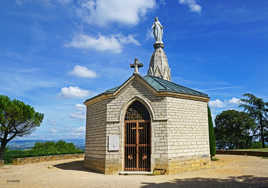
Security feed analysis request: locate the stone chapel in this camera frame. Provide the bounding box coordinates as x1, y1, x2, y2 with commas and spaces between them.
84, 18, 210, 175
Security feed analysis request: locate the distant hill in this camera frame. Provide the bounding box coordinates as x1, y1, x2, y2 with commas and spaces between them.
7, 139, 85, 151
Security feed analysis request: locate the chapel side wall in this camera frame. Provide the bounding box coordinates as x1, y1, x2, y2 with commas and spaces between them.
84, 99, 110, 173
105, 78, 169, 174
166, 97, 210, 174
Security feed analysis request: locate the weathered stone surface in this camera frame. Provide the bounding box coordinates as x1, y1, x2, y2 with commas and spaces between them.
84, 156, 105, 173
166, 97, 210, 159
85, 76, 210, 175
84, 98, 109, 170
105, 78, 169, 174
152, 17, 163, 44
148, 45, 171, 81
12, 153, 84, 165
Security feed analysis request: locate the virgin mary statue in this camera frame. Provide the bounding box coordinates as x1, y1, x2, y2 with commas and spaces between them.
152, 17, 163, 44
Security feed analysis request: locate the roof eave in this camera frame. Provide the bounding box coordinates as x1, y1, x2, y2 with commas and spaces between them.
158, 91, 210, 102
84, 93, 114, 106
84, 74, 210, 106
84, 74, 137, 106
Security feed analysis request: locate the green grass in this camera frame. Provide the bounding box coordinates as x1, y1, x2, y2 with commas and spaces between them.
211, 156, 219, 161
233, 148, 268, 152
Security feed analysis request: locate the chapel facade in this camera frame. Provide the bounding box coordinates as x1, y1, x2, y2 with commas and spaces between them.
84, 18, 210, 175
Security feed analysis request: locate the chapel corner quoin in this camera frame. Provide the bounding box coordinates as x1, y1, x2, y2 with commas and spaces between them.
83, 18, 211, 175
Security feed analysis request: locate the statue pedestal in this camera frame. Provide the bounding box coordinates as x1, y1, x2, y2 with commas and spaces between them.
154, 42, 164, 49
148, 42, 171, 81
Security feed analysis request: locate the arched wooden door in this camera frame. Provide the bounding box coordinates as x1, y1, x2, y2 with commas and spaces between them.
124, 101, 151, 171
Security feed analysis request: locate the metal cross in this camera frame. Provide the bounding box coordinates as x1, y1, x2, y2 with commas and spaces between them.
130, 58, 143, 74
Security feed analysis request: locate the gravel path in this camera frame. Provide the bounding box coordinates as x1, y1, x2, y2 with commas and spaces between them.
0, 155, 268, 188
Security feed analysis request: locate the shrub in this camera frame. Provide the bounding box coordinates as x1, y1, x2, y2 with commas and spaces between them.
251, 142, 264, 149
208, 106, 216, 157
3, 141, 83, 163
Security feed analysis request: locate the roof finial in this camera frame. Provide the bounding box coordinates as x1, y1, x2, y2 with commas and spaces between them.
130, 58, 143, 74
148, 17, 171, 81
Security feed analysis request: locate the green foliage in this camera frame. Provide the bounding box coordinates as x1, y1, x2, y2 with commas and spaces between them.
215, 110, 256, 149
0, 95, 44, 159
31, 140, 81, 155
211, 156, 219, 161
239, 93, 268, 148
208, 106, 216, 157
3, 141, 83, 163
4, 150, 30, 164
263, 119, 268, 143
250, 142, 263, 149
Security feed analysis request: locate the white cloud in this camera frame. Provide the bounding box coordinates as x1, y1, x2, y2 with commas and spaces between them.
229, 97, 241, 105
70, 65, 97, 78
209, 97, 242, 109
115, 34, 141, 46
76, 126, 85, 132
70, 112, 85, 120
209, 99, 225, 108
70, 104, 86, 119
65, 33, 139, 53
49, 128, 58, 134
179, 0, 202, 13
60, 86, 90, 98
71, 126, 85, 137
65, 34, 121, 53
77, 0, 155, 26
16, 0, 155, 26
47, 119, 57, 126
75, 104, 86, 111
146, 28, 154, 40
70, 104, 86, 120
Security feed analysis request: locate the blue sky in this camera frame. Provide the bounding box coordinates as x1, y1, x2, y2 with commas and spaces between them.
1, 0, 268, 140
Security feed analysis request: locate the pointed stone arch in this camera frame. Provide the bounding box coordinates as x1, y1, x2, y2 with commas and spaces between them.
124, 100, 151, 171
119, 96, 155, 123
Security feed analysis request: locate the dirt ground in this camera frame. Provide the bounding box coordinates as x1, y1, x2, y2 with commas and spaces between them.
0, 155, 268, 188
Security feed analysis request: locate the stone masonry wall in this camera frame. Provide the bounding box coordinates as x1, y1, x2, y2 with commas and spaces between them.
84, 98, 110, 173
105, 77, 169, 174
12, 154, 84, 165
106, 78, 167, 122
166, 97, 210, 174
85, 76, 210, 174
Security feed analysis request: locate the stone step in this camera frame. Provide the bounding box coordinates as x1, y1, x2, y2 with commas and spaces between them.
119, 171, 153, 175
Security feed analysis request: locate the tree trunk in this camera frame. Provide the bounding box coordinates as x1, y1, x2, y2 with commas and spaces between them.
260, 118, 265, 148
0, 142, 6, 160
